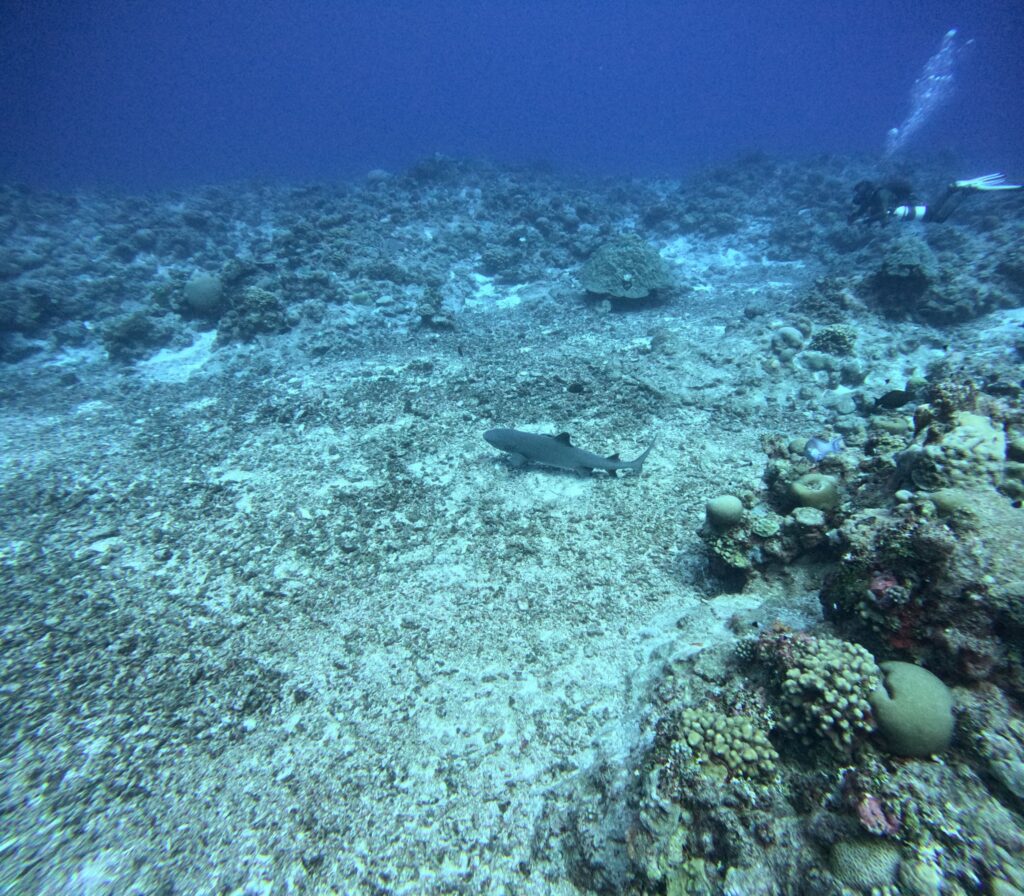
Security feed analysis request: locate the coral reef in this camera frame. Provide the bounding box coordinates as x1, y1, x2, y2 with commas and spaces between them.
569, 357, 1024, 895
821, 482, 1023, 695
566, 632, 1024, 895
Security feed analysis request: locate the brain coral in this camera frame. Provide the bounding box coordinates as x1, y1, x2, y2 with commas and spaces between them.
830, 838, 902, 889
869, 661, 954, 758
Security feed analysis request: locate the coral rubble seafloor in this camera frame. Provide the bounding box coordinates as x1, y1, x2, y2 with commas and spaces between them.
0, 155, 1022, 894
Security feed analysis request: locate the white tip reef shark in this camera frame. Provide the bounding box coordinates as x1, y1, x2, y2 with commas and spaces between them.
484, 428, 655, 476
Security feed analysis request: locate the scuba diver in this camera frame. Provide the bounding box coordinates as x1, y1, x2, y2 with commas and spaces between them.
848, 173, 1022, 224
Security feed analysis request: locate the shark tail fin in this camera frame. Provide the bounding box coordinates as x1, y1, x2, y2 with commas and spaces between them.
625, 437, 657, 473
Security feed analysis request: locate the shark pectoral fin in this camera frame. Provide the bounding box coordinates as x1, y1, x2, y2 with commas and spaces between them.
553, 432, 573, 445
509, 453, 528, 467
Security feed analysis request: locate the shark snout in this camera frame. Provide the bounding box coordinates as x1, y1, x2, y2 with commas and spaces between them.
483, 428, 515, 452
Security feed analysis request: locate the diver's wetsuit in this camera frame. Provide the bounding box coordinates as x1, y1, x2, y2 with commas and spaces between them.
848, 174, 1022, 225
848, 179, 965, 224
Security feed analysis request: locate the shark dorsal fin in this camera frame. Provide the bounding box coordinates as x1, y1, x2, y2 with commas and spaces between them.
553, 432, 573, 445
607, 452, 620, 462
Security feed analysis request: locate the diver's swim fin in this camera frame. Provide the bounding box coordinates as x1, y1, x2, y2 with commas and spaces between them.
953, 173, 1022, 191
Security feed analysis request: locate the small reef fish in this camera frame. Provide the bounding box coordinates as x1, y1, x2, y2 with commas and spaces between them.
803, 436, 845, 463
484, 428, 655, 476
874, 389, 914, 410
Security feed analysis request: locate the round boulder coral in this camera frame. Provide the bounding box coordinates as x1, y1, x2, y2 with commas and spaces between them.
183, 271, 224, 314
869, 661, 954, 758
706, 495, 744, 528
579, 236, 673, 300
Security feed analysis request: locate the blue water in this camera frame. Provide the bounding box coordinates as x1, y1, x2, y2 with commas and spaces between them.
2, 0, 1022, 189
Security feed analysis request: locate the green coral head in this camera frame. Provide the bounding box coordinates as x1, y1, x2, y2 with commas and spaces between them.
790, 472, 841, 510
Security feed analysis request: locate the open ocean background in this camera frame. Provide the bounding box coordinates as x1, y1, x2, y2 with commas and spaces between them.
2, 0, 1023, 188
